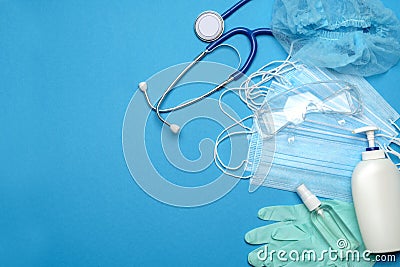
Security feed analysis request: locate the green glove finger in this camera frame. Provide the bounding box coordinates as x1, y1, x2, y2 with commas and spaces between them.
246, 222, 315, 245
271, 223, 315, 242
324, 200, 354, 214
324, 200, 352, 208
245, 221, 292, 245
257, 200, 353, 223
323, 201, 362, 239
248, 243, 291, 267
247, 245, 269, 267
258, 204, 309, 222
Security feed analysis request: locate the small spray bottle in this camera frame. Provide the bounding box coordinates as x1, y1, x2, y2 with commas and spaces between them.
297, 184, 360, 254
352, 126, 400, 253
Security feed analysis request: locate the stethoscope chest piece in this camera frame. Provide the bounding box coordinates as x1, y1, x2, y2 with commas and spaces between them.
194, 11, 224, 42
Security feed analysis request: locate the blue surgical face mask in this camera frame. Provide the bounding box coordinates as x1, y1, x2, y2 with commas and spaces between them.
246, 65, 400, 201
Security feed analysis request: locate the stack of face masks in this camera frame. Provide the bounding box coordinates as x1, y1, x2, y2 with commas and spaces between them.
271, 0, 400, 76
245, 64, 400, 201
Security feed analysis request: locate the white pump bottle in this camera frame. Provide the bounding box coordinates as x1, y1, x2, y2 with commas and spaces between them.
352, 126, 400, 253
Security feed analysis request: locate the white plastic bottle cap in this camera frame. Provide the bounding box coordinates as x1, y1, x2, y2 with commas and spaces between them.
296, 184, 321, 211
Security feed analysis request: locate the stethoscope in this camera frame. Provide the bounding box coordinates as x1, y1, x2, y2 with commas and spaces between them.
139, 0, 273, 134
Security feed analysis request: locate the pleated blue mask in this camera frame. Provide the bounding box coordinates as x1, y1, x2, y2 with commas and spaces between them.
246, 65, 400, 201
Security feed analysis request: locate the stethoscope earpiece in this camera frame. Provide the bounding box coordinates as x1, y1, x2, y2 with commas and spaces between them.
139, 81, 147, 92
169, 124, 180, 134
138, 81, 181, 134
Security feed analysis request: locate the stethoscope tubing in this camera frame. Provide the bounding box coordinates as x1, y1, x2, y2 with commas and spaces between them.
144, 0, 273, 132
221, 0, 252, 20
144, 51, 234, 114
206, 27, 273, 80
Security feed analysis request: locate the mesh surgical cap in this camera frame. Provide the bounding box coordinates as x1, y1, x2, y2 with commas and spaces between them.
271, 0, 400, 76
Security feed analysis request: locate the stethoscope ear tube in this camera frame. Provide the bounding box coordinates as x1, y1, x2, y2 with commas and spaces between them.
143, 27, 273, 133
144, 0, 273, 134
139, 51, 235, 134
206, 27, 273, 78
220, 0, 252, 20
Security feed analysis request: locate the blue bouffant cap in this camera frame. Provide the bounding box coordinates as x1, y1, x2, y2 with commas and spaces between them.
272, 0, 400, 76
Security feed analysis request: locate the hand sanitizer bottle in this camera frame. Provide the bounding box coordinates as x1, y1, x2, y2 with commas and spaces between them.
352, 126, 400, 253
297, 184, 360, 255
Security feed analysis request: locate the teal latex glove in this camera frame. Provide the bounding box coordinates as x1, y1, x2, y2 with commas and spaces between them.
245, 200, 374, 267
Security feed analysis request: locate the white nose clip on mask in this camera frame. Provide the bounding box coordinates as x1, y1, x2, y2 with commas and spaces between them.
194, 11, 224, 42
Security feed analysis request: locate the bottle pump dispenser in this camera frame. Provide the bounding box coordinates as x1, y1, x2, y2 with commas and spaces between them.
352, 126, 400, 253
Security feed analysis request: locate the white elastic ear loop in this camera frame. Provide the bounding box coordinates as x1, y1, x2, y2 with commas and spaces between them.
234, 43, 299, 112
390, 146, 400, 157
215, 131, 251, 171
376, 133, 400, 146
358, 103, 398, 137
218, 87, 254, 130
214, 115, 255, 179
375, 120, 400, 141
208, 43, 242, 71
390, 119, 400, 133
246, 42, 298, 85
384, 146, 400, 170
213, 42, 305, 178
390, 138, 400, 146
241, 61, 295, 96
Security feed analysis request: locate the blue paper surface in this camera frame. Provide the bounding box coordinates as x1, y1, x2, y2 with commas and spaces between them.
0, 0, 399, 266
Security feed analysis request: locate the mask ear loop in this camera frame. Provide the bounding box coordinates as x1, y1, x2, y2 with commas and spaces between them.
379, 120, 400, 147
210, 44, 255, 179
377, 120, 400, 170
384, 146, 400, 171
390, 119, 400, 133
218, 87, 253, 130
214, 59, 288, 178
215, 88, 255, 179
239, 61, 299, 110
216, 42, 361, 178
214, 115, 255, 179
214, 43, 306, 179
237, 42, 299, 111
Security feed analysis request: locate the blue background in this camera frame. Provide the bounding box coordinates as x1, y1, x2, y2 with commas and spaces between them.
1, 0, 400, 266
